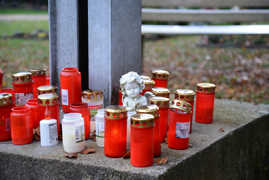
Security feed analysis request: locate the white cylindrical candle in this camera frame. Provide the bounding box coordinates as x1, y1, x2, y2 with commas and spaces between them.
40, 119, 58, 147
95, 109, 105, 147
62, 113, 85, 153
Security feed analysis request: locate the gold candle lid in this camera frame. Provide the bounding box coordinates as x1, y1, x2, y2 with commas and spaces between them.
136, 105, 159, 118
12, 72, 32, 83
141, 75, 151, 80
175, 89, 195, 102
152, 88, 170, 98
152, 70, 170, 80
82, 89, 103, 100
170, 100, 192, 113
30, 69, 46, 76
37, 85, 57, 95
105, 105, 127, 120
0, 93, 12, 106
149, 96, 169, 109
196, 83, 216, 93
143, 79, 155, 90
131, 113, 154, 128
38, 93, 59, 106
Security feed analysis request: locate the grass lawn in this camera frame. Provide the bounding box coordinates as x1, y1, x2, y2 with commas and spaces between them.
0, 20, 268, 104
0, 8, 48, 14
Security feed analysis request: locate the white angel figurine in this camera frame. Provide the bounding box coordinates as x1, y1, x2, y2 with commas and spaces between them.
120, 72, 147, 111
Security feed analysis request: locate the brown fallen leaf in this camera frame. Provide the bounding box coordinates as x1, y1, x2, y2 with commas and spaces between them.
65, 152, 78, 159
219, 128, 225, 132
156, 157, 168, 165
80, 147, 96, 154
123, 151, 130, 159
33, 127, 40, 141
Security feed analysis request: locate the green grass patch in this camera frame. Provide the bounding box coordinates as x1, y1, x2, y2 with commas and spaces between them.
0, 8, 48, 14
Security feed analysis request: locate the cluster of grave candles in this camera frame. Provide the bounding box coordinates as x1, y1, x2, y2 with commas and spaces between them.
0, 68, 215, 167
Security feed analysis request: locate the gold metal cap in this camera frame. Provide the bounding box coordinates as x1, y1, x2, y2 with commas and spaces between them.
141, 75, 151, 80
196, 83, 216, 93
0, 93, 12, 106
12, 72, 32, 83
136, 105, 159, 118
38, 93, 59, 106
143, 79, 155, 90
30, 69, 46, 76
152, 88, 170, 98
37, 85, 57, 95
170, 100, 192, 113
175, 89, 195, 102
152, 70, 170, 80
82, 89, 103, 100
149, 96, 169, 109
105, 105, 127, 120
131, 113, 154, 128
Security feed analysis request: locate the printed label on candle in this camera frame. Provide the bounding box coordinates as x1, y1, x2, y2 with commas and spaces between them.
61, 89, 68, 105
176, 122, 190, 138
15, 93, 33, 106
48, 123, 58, 144
75, 125, 84, 143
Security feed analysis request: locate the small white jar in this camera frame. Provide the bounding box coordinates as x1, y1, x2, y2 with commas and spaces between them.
40, 119, 58, 147
95, 109, 105, 147
62, 113, 85, 153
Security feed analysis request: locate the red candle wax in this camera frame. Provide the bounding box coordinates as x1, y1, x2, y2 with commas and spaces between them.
0, 93, 13, 141
30, 69, 47, 99
152, 70, 170, 88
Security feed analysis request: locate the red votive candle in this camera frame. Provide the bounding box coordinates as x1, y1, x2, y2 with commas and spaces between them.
195, 83, 216, 124
38, 93, 60, 135
168, 100, 192, 150
10, 106, 33, 145
25, 99, 40, 129
136, 105, 161, 157
175, 89, 195, 133
118, 90, 123, 105
60, 67, 82, 112
0, 93, 13, 141
130, 114, 154, 167
150, 96, 169, 142
152, 88, 170, 98
0, 89, 15, 105
104, 105, 127, 158
37, 85, 57, 96
12, 72, 33, 106
141, 76, 155, 95
152, 70, 170, 88
30, 69, 47, 99
70, 103, 90, 140
0, 69, 3, 88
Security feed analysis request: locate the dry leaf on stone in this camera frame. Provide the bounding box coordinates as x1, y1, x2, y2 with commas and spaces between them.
123, 151, 130, 159
80, 147, 96, 154
156, 157, 168, 165
65, 152, 78, 159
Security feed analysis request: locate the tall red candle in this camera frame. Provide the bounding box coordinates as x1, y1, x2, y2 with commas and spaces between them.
168, 100, 192, 150
10, 106, 33, 145
175, 89, 195, 133
195, 83, 216, 124
0, 93, 13, 141
30, 69, 47, 99
37, 85, 57, 96
130, 114, 154, 167
136, 105, 161, 157
152, 70, 170, 88
12, 72, 33, 106
149, 96, 169, 142
25, 99, 40, 129
104, 105, 127, 158
60, 67, 82, 112
152, 88, 170, 98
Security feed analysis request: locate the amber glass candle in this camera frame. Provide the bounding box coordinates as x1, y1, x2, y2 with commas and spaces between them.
10, 106, 33, 145
150, 96, 169, 142
168, 100, 192, 150
30, 69, 47, 99
175, 89, 195, 133
70, 103, 90, 140
130, 114, 154, 167
0, 93, 13, 141
195, 83, 216, 124
37, 85, 57, 96
25, 99, 40, 129
104, 105, 127, 158
38, 93, 60, 135
152, 88, 170, 98
152, 70, 170, 88
60, 67, 82, 112
136, 105, 161, 157
12, 72, 33, 106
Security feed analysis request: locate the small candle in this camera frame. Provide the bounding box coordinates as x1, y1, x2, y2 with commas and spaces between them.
0, 93, 13, 141
37, 85, 57, 96
30, 69, 47, 99
40, 119, 58, 147
141, 76, 155, 95
152, 87, 170, 98
151, 70, 170, 88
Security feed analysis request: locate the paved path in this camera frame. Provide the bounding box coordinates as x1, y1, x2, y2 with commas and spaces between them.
0, 14, 48, 21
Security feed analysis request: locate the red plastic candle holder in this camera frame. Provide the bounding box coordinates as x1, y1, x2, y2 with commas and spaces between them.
130, 114, 154, 167
0, 93, 13, 141
12, 72, 33, 106
175, 89, 195, 133
118, 90, 123, 105
10, 106, 33, 145
25, 99, 40, 129
104, 105, 127, 158
60, 67, 82, 113
136, 105, 161, 157
70, 103, 90, 140
152, 70, 170, 88
141, 76, 155, 95
152, 88, 170, 98
0, 89, 15, 105
195, 83, 216, 124
150, 96, 169, 142
30, 69, 47, 99
168, 100, 192, 150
